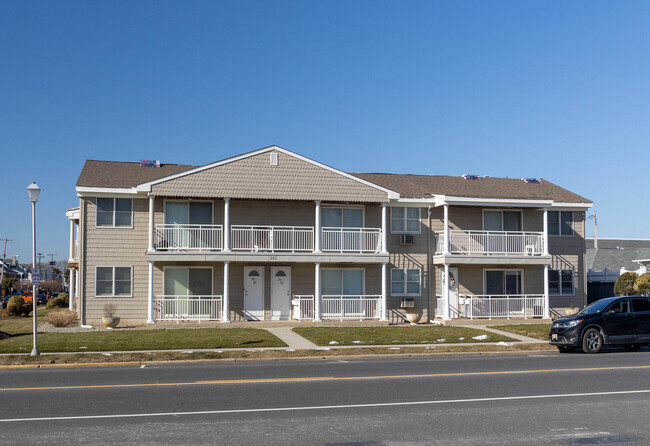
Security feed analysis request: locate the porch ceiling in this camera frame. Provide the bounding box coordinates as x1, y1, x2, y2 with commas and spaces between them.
432, 254, 552, 266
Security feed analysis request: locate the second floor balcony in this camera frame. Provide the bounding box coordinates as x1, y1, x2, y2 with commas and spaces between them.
435, 230, 545, 256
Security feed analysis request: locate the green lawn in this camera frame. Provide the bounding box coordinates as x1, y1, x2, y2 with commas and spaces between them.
293, 326, 517, 346
487, 324, 551, 341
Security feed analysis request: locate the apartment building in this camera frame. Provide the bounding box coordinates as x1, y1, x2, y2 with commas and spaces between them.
67, 146, 592, 325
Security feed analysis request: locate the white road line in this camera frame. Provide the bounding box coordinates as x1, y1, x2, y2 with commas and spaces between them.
2, 389, 650, 423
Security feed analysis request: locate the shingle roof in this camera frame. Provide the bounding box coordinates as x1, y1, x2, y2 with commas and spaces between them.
76, 160, 196, 188
350, 173, 591, 203
586, 239, 650, 271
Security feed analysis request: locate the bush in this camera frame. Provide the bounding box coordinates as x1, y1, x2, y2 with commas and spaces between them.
634, 273, 650, 296
58, 293, 69, 304
46, 297, 66, 309
0, 309, 8, 318
614, 272, 639, 296
6, 296, 25, 317
46, 310, 77, 328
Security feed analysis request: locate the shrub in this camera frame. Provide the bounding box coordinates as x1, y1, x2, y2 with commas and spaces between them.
6, 296, 25, 317
103, 303, 117, 318
46, 297, 66, 309
58, 293, 69, 304
46, 310, 77, 328
0, 309, 8, 318
614, 272, 639, 296
20, 305, 32, 317
634, 273, 650, 296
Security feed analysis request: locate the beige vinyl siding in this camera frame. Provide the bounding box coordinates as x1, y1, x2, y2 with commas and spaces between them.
548, 211, 587, 307
83, 197, 149, 323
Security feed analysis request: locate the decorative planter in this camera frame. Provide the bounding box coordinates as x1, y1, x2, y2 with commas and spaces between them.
405, 312, 422, 324
102, 316, 120, 328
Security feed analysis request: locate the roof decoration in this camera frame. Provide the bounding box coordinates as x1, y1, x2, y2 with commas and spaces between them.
522, 178, 542, 184
462, 174, 480, 180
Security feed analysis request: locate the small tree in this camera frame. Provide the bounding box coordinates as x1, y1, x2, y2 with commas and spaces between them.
614, 272, 639, 296
634, 273, 650, 296
39, 280, 62, 294
2, 278, 17, 296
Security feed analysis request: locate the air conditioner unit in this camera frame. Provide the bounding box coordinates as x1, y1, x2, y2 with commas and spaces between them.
400, 297, 415, 308
400, 234, 414, 245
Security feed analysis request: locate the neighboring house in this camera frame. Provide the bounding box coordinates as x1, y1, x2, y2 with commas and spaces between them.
68, 146, 592, 326
586, 238, 650, 302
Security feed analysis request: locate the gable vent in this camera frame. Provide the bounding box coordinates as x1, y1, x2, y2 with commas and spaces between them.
462, 174, 480, 180
270, 152, 279, 166
522, 178, 542, 184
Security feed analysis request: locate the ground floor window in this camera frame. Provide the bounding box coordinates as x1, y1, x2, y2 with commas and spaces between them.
163, 267, 213, 296
321, 269, 364, 296
484, 270, 522, 295
549, 269, 574, 296
96, 266, 132, 297
391, 268, 421, 296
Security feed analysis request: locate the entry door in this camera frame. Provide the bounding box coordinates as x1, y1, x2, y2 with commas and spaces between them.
441, 268, 459, 317
244, 266, 264, 321
271, 267, 291, 321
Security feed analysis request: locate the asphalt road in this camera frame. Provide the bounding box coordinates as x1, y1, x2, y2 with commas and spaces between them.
2, 349, 650, 445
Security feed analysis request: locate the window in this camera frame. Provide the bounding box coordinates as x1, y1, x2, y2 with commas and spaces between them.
632, 298, 650, 312
484, 270, 522, 295
548, 211, 573, 236
321, 269, 364, 296
96, 266, 132, 297
164, 201, 213, 225
391, 208, 420, 234
549, 269, 574, 296
483, 210, 521, 231
322, 207, 363, 228
391, 268, 421, 296
97, 198, 132, 227
164, 267, 212, 296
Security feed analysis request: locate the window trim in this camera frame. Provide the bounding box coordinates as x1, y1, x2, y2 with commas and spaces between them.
549, 269, 575, 296
95, 197, 134, 229
482, 268, 524, 295
390, 207, 421, 234
162, 266, 214, 296
391, 268, 421, 296
95, 266, 133, 298
482, 209, 523, 232
548, 210, 574, 237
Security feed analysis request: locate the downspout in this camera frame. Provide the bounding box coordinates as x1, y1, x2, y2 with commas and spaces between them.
427, 206, 432, 322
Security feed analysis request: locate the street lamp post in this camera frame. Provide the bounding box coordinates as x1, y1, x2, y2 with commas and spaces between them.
27, 182, 40, 357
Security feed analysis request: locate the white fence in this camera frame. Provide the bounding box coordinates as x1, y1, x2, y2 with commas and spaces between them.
154, 295, 223, 321
231, 225, 314, 252
292, 295, 315, 320
155, 224, 223, 251
463, 294, 545, 319
436, 230, 544, 255
322, 295, 382, 320
321, 227, 382, 253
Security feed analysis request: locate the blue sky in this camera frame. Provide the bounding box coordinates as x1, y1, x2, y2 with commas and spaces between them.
1, 0, 649, 264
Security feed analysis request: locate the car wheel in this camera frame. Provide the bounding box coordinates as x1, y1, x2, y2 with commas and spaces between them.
624, 344, 641, 352
582, 328, 603, 353
557, 346, 575, 353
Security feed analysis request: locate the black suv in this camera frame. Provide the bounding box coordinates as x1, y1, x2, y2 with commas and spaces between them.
549, 296, 650, 353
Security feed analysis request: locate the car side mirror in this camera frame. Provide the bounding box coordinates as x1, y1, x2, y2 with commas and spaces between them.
605, 309, 616, 316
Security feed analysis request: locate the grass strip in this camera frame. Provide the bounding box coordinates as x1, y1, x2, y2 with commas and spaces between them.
293, 326, 517, 346
487, 324, 551, 341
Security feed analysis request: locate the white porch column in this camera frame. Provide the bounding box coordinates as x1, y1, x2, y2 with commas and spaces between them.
443, 204, 450, 254
381, 262, 388, 321
314, 262, 322, 322
68, 269, 75, 311
314, 201, 321, 253
544, 265, 550, 319
444, 263, 451, 320
68, 220, 75, 261
223, 198, 231, 252
222, 261, 230, 323
543, 208, 549, 256
381, 203, 388, 254
147, 260, 154, 323
148, 195, 155, 252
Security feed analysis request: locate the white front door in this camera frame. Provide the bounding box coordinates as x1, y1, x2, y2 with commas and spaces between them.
442, 268, 459, 318
270, 267, 291, 321
244, 266, 264, 321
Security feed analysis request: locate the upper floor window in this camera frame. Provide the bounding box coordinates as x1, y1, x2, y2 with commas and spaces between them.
96, 266, 132, 297
322, 207, 363, 228
391, 208, 420, 234
391, 268, 421, 296
483, 210, 521, 232
97, 198, 132, 227
548, 211, 573, 236
549, 269, 574, 296
165, 201, 213, 225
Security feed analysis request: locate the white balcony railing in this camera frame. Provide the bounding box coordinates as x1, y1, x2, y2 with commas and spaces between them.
154, 295, 223, 322
436, 230, 544, 256
292, 295, 315, 320
155, 224, 223, 251
231, 225, 314, 252
321, 227, 382, 253
322, 295, 382, 320
462, 294, 544, 319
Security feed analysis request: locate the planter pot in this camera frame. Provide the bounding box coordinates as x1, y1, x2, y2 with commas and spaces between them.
564, 308, 579, 316
405, 312, 422, 324
102, 316, 120, 328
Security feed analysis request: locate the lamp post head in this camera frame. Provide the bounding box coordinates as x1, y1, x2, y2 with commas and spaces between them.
27, 182, 40, 203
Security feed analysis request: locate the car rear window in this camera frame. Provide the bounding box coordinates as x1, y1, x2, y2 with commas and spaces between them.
632, 298, 650, 312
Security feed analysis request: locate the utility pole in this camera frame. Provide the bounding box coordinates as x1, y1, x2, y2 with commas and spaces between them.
46, 253, 57, 280
0, 238, 11, 298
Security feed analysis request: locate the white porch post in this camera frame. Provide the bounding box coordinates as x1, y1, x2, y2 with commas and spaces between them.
444, 263, 451, 320
223, 198, 231, 252
68, 220, 75, 260
543, 208, 549, 256
314, 262, 322, 322
148, 195, 155, 252
544, 265, 550, 319
68, 269, 75, 311
223, 261, 230, 323
381, 262, 388, 321
147, 260, 154, 323
314, 201, 321, 253
443, 204, 450, 254
381, 203, 388, 254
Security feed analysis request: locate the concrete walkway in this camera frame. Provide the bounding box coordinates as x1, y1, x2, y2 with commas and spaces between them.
263, 327, 319, 349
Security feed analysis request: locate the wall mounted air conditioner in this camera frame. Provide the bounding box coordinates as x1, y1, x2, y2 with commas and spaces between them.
400, 234, 414, 245
400, 297, 415, 308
